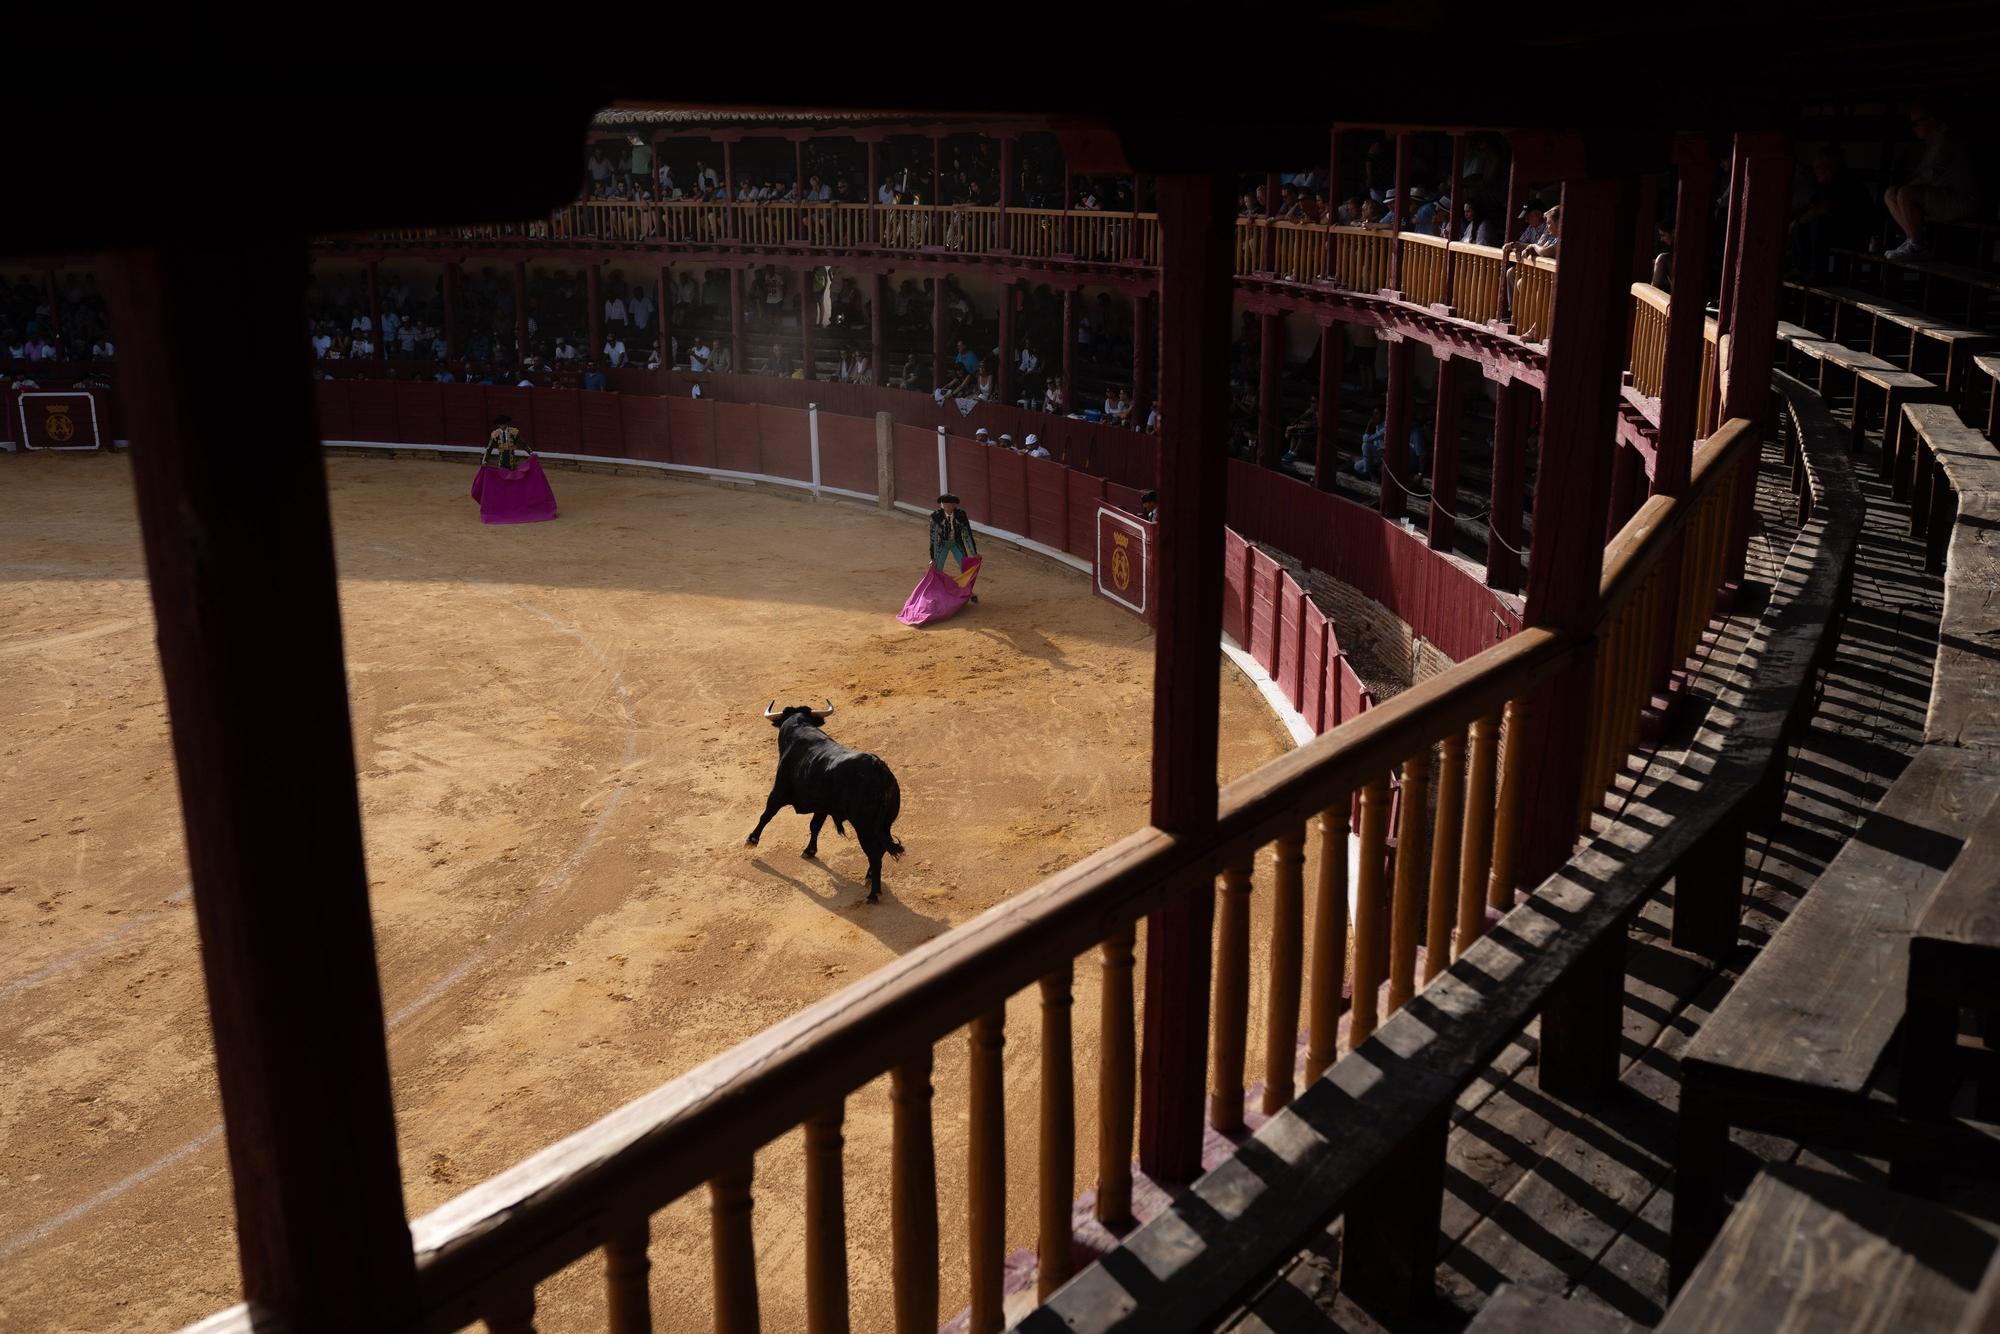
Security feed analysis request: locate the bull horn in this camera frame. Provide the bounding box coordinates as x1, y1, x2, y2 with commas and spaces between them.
819, 697, 836, 716
762, 700, 779, 719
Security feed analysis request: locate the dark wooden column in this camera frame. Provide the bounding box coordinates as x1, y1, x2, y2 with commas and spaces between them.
586, 263, 603, 361
441, 261, 460, 361
1502, 157, 1523, 248
722, 139, 737, 237
998, 135, 1014, 248
931, 277, 949, 390
1257, 310, 1283, 468
728, 265, 746, 369
1632, 173, 1661, 283
1061, 286, 1079, 411
1654, 139, 1716, 500
1380, 336, 1414, 520
1516, 171, 1638, 886
998, 280, 1017, 405
1429, 353, 1463, 551
1139, 173, 1234, 1187
1261, 170, 1281, 272
365, 260, 382, 361
1131, 291, 1154, 426
1486, 381, 1527, 591
799, 270, 817, 380
657, 263, 674, 367
1314, 319, 1342, 491
1605, 443, 1639, 542
1720, 131, 1792, 584
866, 139, 879, 204
870, 272, 887, 382
511, 261, 528, 364
1445, 133, 1466, 291
1387, 131, 1411, 290
106, 239, 418, 1331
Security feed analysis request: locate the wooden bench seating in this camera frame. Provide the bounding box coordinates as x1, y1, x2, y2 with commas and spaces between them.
1972, 354, 2000, 440
1781, 334, 1942, 455
1465, 1285, 1640, 1333
1898, 402, 2000, 572
1672, 398, 2000, 1291
1791, 277, 1997, 408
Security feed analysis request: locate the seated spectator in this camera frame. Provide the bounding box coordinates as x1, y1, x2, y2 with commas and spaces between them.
1355, 408, 1388, 478
1885, 103, 1978, 260
351, 333, 375, 358
581, 360, 608, 391
713, 343, 733, 373
350, 311, 373, 335
1025, 433, 1051, 460
1043, 379, 1066, 415
91, 336, 115, 359
435, 368, 457, 383
380, 308, 400, 345
553, 338, 580, 363
398, 322, 420, 358
690, 336, 713, 372
25, 335, 58, 362
1145, 402, 1160, 433
1282, 404, 1316, 464
1457, 199, 1501, 247
310, 326, 333, 358
973, 360, 997, 400
1513, 200, 1550, 248
646, 347, 662, 370
767, 342, 789, 377
604, 335, 628, 368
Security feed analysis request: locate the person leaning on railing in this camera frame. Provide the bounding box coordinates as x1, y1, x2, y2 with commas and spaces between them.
1499, 202, 1561, 320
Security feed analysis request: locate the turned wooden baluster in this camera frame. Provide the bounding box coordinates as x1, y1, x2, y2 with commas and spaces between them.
1386, 753, 1432, 1014
891, 1050, 939, 1334
485, 1289, 537, 1334
1095, 926, 1136, 1225
1039, 965, 1076, 1299
1487, 699, 1528, 914
710, 1158, 759, 1334
1263, 826, 1307, 1112
1350, 782, 1393, 1046
1306, 801, 1352, 1081
605, 1221, 653, 1334
804, 1107, 849, 1334
1209, 859, 1253, 1133
1425, 731, 1465, 985
1456, 714, 1500, 957
968, 1011, 1006, 1333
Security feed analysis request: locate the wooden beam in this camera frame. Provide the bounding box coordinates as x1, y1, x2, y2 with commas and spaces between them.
1315, 321, 1343, 492
1257, 311, 1283, 468
1720, 131, 1792, 584
1139, 172, 1235, 1184
1381, 338, 1414, 521
107, 239, 418, 1330
1486, 381, 1527, 591
1429, 353, 1463, 551
1517, 172, 1637, 884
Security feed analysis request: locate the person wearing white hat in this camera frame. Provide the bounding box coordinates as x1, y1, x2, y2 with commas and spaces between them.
1026, 433, 1051, 459
998, 433, 1015, 451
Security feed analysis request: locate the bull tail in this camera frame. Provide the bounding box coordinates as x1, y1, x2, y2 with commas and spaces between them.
883, 764, 904, 858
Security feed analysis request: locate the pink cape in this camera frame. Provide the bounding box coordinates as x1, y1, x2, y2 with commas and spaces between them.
898, 556, 981, 625
470, 457, 559, 524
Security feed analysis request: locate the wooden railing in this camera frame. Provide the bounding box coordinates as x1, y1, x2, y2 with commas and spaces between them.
1271, 220, 1325, 282
187, 406, 1763, 1334
1007, 208, 1069, 258
1326, 225, 1391, 293
1628, 282, 1671, 399
1452, 244, 1506, 323
1511, 255, 1558, 342
1235, 217, 1264, 274
1398, 233, 1450, 306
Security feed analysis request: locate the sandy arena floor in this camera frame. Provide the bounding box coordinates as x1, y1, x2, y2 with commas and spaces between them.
0, 452, 1303, 1332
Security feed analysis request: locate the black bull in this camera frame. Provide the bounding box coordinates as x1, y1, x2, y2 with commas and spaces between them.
745, 704, 904, 901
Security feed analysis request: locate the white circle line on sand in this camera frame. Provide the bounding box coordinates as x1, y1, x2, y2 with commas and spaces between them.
0, 885, 193, 1005
2, 563, 640, 1264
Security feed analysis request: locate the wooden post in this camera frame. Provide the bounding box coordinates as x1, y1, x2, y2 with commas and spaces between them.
1516, 168, 1637, 887
1487, 697, 1528, 914
657, 262, 674, 366
1502, 155, 1523, 249
932, 277, 950, 391
1381, 337, 1414, 521
1425, 731, 1465, 984
1540, 918, 1627, 1098
1305, 802, 1352, 1081
1038, 967, 1076, 1299
1342, 1109, 1449, 1320
1138, 172, 1234, 1185
1131, 291, 1154, 426
586, 263, 603, 361
1263, 827, 1307, 1113
1720, 131, 1792, 585
1655, 139, 1716, 499
875, 411, 895, 511
442, 261, 461, 361
1388, 131, 1411, 290
1210, 860, 1253, 1133
722, 139, 737, 233
891, 1049, 939, 1334
1350, 781, 1393, 1046
728, 266, 746, 373
605, 1223, 653, 1334
967, 1011, 1005, 1334
364, 259, 382, 360
1387, 753, 1431, 1013
1456, 714, 1500, 954
1429, 354, 1463, 550
105, 240, 418, 1331
1632, 172, 1661, 283
1486, 382, 1526, 590
1061, 285, 1079, 412
1262, 169, 1281, 272
1257, 310, 1283, 468
799, 274, 817, 380
804, 1109, 849, 1334
512, 260, 528, 364
710, 1159, 759, 1334
1605, 442, 1639, 542
998, 134, 1014, 247
998, 280, 1017, 406
1315, 320, 1343, 491
1095, 926, 1137, 1225
869, 272, 887, 382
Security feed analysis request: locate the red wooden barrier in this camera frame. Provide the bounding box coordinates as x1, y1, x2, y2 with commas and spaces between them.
393, 382, 444, 446
482, 386, 537, 440
1277, 573, 1306, 712
620, 394, 669, 463
1023, 456, 1070, 551
894, 423, 939, 506
1223, 529, 1251, 648
314, 379, 352, 441
531, 388, 581, 455
1066, 471, 1106, 559
945, 436, 991, 526
580, 391, 627, 458
817, 412, 878, 497
712, 401, 760, 475
349, 380, 395, 442
442, 383, 488, 447
756, 403, 811, 483
1248, 548, 1280, 675
667, 397, 716, 470
987, 447, 1029, 537
1302, 605, 1329, 731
